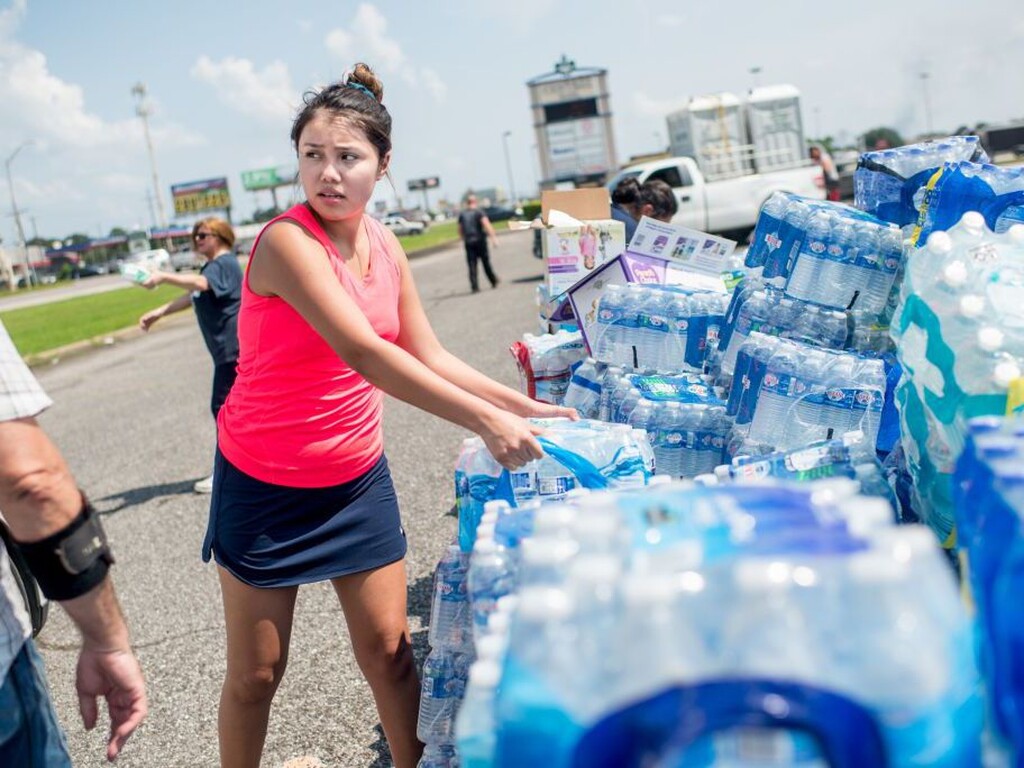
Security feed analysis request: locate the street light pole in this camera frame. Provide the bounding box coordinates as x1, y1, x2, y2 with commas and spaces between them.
131, 82, 168, 229
502, 130, 517, 208
920, 72, 934, 137
5, 141, 36, 285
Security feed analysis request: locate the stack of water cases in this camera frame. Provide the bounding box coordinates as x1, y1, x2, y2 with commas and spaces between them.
452, 419, 652, 553
742, 193, 903, 315
890, 213, 1024, 547
855, 135, 988, 234
719, 431, 896, 505
592, 283, 730, 372
443, 481, 983, 768
916, 161, 1024, 243
955, 416, 1024, 765
710, 278, 851, 386
724, 332, 886, 459
418, 544, 475, 767
603, 370, 730, 480
509, 329, 586, 405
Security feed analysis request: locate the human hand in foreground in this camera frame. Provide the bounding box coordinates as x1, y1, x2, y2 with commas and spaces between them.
479, 408, 545, 470
76, 643, 148, 761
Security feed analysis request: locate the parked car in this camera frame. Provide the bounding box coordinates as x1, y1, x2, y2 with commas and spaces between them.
123, 248, 172, 272
381, 215, 426, 236
75, 263, 108, 279
170, 249, 201, 271
483, 206, 518, 222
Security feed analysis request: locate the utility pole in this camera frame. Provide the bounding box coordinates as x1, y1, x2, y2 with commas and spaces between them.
5, 141, 36, 285
502, 131, 517, 207
131, 83, 167, 228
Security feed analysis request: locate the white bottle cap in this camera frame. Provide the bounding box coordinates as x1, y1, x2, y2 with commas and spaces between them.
994, 360, 1022, 389
483, 500, 511, 515
515, 586, 573, 621
925, 231, 953, 255
959, 294, 985, 318
472, 536, 498, 555
840, 497, 894, 535
942, 260, 968, 288
468, 660, 502, 688
977, 326, 1005, 352
475, 633, 507, 661
960, 211, 986, 232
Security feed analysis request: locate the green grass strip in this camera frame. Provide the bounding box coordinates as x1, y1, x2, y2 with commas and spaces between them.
2, 220, 511, 358
1, 285, 181, 357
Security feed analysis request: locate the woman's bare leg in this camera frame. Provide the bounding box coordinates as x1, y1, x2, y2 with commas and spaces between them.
331, 559, 423, 768
217, 567, 299, 768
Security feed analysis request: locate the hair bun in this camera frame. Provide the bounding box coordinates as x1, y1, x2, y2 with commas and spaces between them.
348, 62, 384, 102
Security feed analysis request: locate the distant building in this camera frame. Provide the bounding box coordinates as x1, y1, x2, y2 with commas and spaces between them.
528, 55, 618, 189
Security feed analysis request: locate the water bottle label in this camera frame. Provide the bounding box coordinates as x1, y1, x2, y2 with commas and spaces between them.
638, 313, 669, 333
994, 203, 1024, 233
538, 474, 575, 497
509, 466, 536, 495
598, 304, 623, 326
761, 371, 799, 398
424, 670, 466, 699
802, 387, 883, 414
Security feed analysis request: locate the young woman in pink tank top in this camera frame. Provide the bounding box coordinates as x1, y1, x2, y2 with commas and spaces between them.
206, 63, 574, 768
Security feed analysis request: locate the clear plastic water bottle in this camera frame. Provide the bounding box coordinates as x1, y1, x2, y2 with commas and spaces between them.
594, 285, 627, 364
417, 645, 472, 744
455, 659, 502, 768
619, 284, 646, 368
666, 293, 692, 372
417, 742, 458, 768
467, 538, 515, 643
636, 287, 671, 371
598, 365, 624, 421
429, 545, 473, 651
563, 357, 602, 419
786, 210, 832, 302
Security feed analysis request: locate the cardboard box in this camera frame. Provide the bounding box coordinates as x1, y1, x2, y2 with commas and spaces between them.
627, 216, 736, 276
566, 251, 729, 353
541, 189, 626, 295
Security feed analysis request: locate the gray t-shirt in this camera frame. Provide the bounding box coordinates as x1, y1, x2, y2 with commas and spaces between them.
0, 320, 52, 677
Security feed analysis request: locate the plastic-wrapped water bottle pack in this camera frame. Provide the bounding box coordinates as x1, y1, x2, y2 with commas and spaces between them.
743, 192, 903, 315
592, 283, 729, 372
890, 213, 1024, 546
916, 160, 1024, 243
954, 416, 1024, 764
452, 419, 653, 553
711, 278, 851, 383
855, 135, 988, 231
724, 332, 886, 458
509, 329, 586, 405
441, 480, 982, 768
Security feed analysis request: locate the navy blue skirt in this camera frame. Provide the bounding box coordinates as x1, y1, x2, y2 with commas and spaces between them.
203, 450, 407, 588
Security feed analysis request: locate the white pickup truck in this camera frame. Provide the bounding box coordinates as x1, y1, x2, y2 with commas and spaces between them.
608, 156, 824, 238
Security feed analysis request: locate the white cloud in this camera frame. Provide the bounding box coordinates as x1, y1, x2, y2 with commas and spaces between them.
656, 13, 686, 27
324, 3, 447, 103
190, 55, 297, 122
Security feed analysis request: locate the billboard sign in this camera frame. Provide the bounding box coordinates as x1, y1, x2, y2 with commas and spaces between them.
241, 167, 294, 191
407, 176, 440, 191
545, 118, 611, 180
171, 177, 231, 216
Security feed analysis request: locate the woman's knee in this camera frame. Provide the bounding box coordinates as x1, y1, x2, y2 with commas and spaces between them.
354, 629, 416, 683
223, 661, 286, 706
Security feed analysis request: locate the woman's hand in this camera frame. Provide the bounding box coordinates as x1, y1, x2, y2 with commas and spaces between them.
515, 399, 579, 421
141, 272, 165, 290
478, 408, 545, 470
138, 309, 161, 331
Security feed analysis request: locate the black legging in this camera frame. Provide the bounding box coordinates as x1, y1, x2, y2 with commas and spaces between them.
465, 240, 498, 291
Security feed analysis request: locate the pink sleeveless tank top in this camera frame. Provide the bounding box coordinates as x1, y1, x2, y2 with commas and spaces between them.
217, 204, 402, 487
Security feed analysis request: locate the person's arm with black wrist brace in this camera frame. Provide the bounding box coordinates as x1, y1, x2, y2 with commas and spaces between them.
0, 415, 148, 762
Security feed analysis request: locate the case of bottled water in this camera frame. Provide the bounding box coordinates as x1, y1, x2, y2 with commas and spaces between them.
890, 214, 1024, 546
855, 135, 988, 230
509, 329, 586, 405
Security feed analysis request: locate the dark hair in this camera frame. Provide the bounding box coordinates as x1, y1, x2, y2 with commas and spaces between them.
290, 62, 391, 162
192, 217, 235, 249
611, 176, 641, 206
640, 179, 678, 221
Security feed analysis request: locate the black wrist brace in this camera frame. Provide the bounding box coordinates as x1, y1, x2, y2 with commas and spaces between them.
16, 494, 115, 601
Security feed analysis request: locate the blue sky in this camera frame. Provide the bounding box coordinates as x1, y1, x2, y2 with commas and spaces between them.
1, 0, 1021, 242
